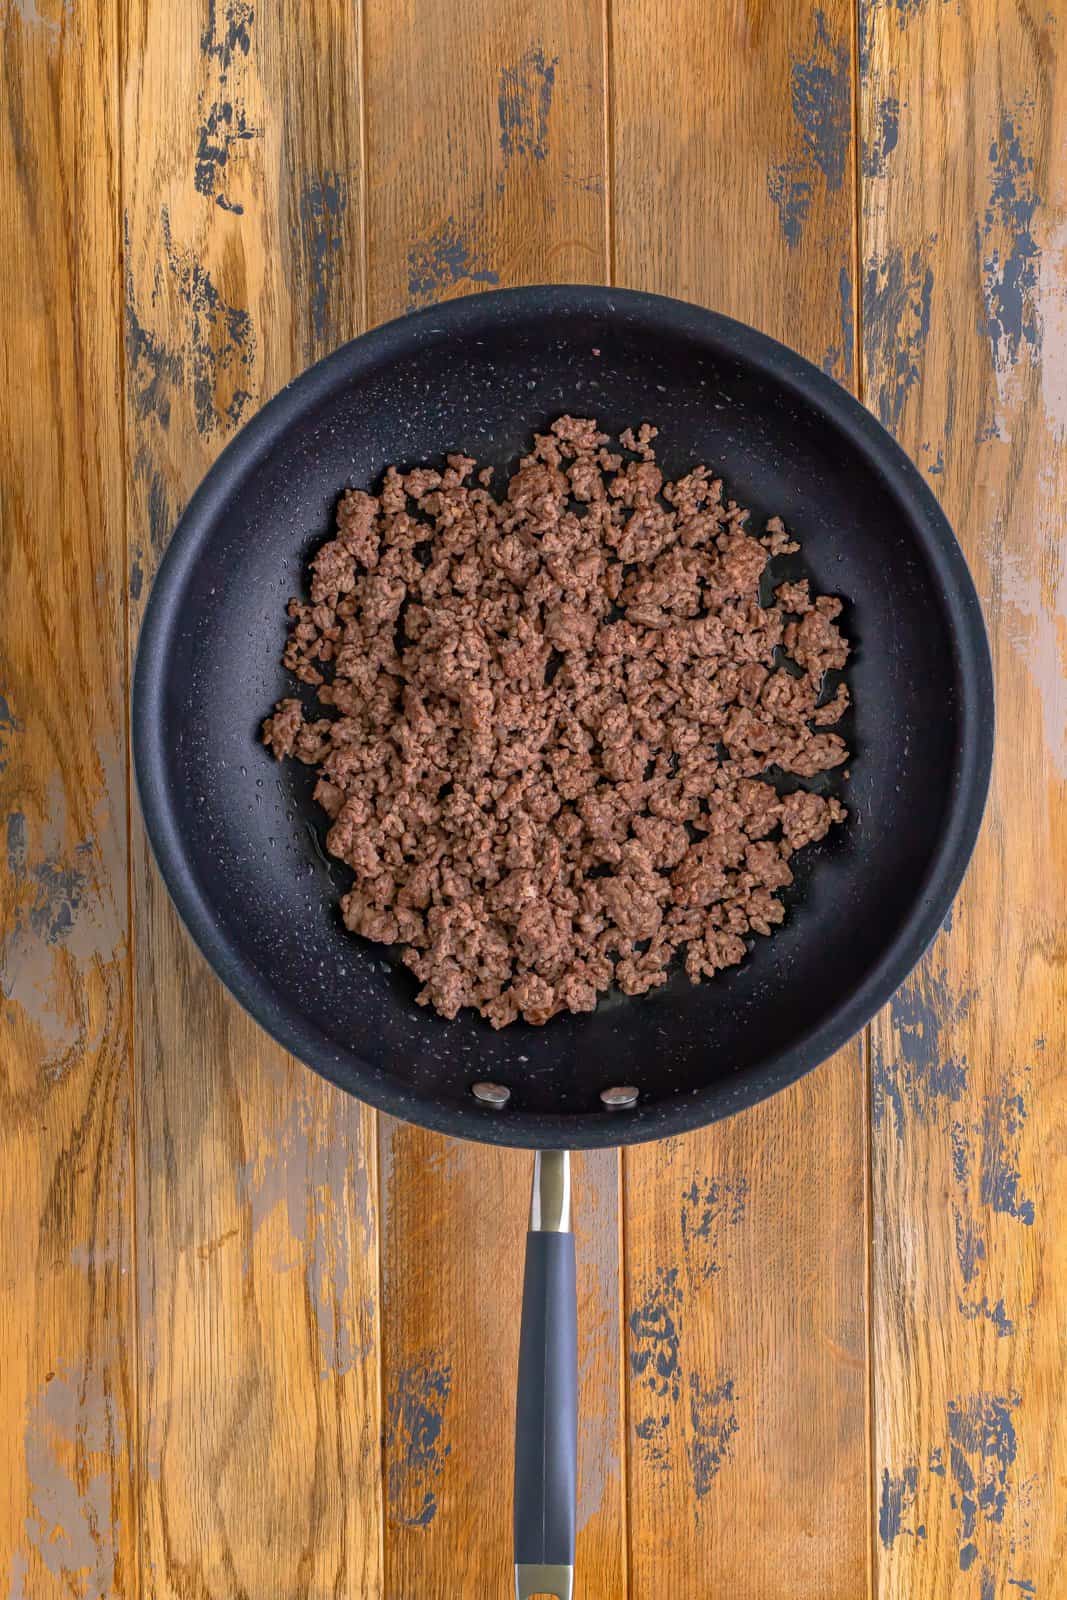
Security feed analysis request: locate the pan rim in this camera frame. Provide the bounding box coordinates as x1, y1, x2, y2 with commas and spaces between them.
132, 283, 994, 1149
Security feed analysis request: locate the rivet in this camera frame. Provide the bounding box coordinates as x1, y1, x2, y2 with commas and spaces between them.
471, 1081, 511, 1107
600, 1085, 639, 1109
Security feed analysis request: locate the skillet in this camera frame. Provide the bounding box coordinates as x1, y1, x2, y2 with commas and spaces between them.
133, 285, 993, 1598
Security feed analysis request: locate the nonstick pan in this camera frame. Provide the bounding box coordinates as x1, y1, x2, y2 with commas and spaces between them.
133, 285, 993, 1598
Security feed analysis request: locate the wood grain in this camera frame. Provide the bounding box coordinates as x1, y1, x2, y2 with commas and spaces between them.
361, 1, 624, 1593
611, 2, 870, 1594
0, 2, 136, 1595
122, 1, 382, 1593
6, 2, 1067, 1594
862, 1, 1067, 1595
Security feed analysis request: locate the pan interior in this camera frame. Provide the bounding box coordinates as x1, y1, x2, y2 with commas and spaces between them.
138, 292, 987, 1144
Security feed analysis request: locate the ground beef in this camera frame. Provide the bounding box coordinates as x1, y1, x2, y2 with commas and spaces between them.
262, 419, 851, 1026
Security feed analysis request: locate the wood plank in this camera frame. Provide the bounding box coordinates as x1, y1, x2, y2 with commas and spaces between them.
611, 3, 870, 1595
0, 4, 136, 1596
361, 2, 623, 1593
122, 2, 383, 1592
862, 2, 1067, 1595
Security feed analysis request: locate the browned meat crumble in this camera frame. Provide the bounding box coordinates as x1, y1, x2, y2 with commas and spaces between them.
262, 417, 850, 1027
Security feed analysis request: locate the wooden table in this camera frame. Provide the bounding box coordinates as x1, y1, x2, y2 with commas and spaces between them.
2, 1, 1064, 1594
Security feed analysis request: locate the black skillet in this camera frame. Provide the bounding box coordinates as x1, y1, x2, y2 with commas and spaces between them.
133, 285, 993, 1599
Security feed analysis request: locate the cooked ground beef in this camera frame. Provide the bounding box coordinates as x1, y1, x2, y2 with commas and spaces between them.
262, 418, 850, 1027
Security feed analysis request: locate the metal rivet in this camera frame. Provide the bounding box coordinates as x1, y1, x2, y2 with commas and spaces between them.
600, 1085, 639, 1109
471, 1081, 511, 1107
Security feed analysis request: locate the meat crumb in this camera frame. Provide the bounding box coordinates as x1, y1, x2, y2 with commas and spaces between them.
263, 418, 851, 1026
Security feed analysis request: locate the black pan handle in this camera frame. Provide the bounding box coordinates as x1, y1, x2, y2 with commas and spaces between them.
514, 1150, 577, 1600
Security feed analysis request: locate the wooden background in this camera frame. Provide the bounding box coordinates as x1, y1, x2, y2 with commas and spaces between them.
1, 0, 1064, 1594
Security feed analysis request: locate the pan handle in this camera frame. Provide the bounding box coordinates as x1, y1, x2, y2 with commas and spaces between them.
514, 1150, 577, 1600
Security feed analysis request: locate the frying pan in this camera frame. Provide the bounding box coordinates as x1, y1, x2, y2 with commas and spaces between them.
133, 285, 993, 1598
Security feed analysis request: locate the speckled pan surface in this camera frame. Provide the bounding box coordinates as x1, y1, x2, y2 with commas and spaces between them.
132, 285, 993, 1149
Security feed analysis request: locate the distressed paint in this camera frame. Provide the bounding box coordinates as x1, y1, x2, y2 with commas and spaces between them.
628, 1260, 739, 1503
878, 1463, 923, 1547
767, 8, 849, 249
947, 1392, 1020, 1569
160, 206, 256, 434
863, 243, 934, 428
8, 0, 71, 34
194, 99, 260, 211
124, 206, 256, 439
573, 1150, 621, 1535
294, 170, 350, 348
871, 933, 975, 1140
0, 691, 23, 771
199, 0, 254, 71
991, 530, 1067, 783
978, 106, 1041, 380
864, 94, 900, 179
193, 4, 260, 208
19, 1369, 121, 1598
679, 1174, 747, 1283
237, 1090, 375, 1377
498, 45, 557, 173
1037, 218, 1067, 439
767, 164, 813, 249
977, 1086, 1035, 1226
1, 749, 124, 1062
790, 10, 849, 192
629, 1266, 682, 1402
123, 225, 183, 430
385, 1359, 453, 1528
822, 263, 856, 381
406, 216, 500, 308
687, 1373, 739, 1500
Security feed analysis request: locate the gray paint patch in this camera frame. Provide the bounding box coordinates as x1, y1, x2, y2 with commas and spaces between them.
879, 1463, 922, 1547
385, 1358, 452, 1527
978, 1087, 1035, 1225
871, 941, 974, 1140
768, 12, 849, 251
407, 217, 500, 309
194, 99, 260, 211
679, 1173, 747, 1283
160, 205, 255, 435
10, 0, 70, 34
957, 1294, 1015, 1338
863, 245, 934, 429
978, 108, 1041, 374
21, 1369, 120, 1597
574, 1149, 621, 1533
630, 1266, 739, 1500
947, 1391, 1019, 1562
987, 528, 1067, 781
0, 691, 24, 772
2, 753, 124, 1063
124, 215, 184, 431
952, 1207, 986, 1286
767, 163, 812, 249
498, 46, 558, 173
200, 0, 253, 71
948, 1072, 1034, 1336
864, 95, 900, 178
790, 10, 850, 192
687, 1372, 738, 1498
629, 1266, 682, 1401
237, 1092, 375, 1377
7, 811, 27, 878
822, 265, 856, 382
295, 171, 349, 349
